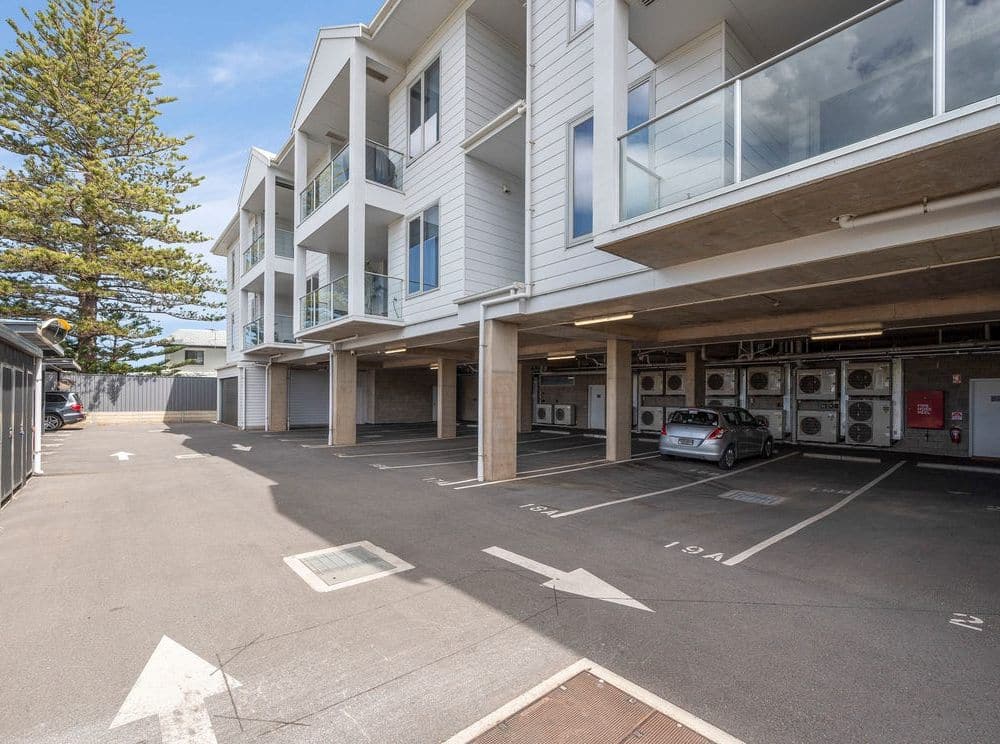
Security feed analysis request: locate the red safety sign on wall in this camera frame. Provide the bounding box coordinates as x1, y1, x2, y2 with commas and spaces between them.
906, 390, 945, 429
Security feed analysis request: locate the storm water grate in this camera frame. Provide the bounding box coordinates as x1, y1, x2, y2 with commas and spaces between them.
716, 490, 785, 506
284, 541, 413, 593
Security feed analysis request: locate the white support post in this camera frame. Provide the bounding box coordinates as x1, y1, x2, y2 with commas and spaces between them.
32, 356, 43, 475
292, 130, 308, 333
932, 0, 946, 116
593, 0, 629, 232
732, 78, 742, 184
263, 170, 276, 344
347, 44, 367, 317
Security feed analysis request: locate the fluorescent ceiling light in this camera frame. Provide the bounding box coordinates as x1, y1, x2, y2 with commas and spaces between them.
810, 330, 883, 341
429, 364, 439, 370
384, 347, 407, 355
547, 354, 576, 361
573, 313, 634, 327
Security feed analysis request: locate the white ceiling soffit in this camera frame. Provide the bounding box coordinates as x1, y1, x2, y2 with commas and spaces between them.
628, 0, 879, 63
367, 0, 464, 65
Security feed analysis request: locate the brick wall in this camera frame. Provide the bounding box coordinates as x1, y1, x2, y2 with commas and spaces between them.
899, 354, 999, 457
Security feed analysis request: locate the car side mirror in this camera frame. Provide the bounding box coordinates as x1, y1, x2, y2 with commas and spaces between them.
755, 416, 768, 427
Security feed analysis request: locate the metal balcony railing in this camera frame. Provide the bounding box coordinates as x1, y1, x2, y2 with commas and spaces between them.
366, 140, 404, 190
299, 272, 404, 330
243, 317, 263, 348
619, 0, 1000, 220
274, 314, 295, 343
242, 234, 264, 273
300, 143, 350, 220
275, 228, 294, 258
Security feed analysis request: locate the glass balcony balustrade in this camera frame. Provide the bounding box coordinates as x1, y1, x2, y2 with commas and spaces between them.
243, 317, 263, 349
300, 143, 350, 220
299, 272, 404, 330
366, 140, 404, 190
620, 0, 1000, 220
242, 234, 264, 273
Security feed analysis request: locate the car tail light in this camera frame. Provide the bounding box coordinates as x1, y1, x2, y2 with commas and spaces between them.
70, 402, 82, 412
706, 427, 725, 440
661, 423, 667, 435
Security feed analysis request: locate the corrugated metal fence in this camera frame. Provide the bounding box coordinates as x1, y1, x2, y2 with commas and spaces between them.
65, 374, 216, 412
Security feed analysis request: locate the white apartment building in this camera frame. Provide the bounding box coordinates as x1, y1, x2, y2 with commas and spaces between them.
212, 0, 1000, 476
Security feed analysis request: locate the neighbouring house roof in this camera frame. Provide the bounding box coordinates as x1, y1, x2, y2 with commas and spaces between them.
167, 329, 227, 348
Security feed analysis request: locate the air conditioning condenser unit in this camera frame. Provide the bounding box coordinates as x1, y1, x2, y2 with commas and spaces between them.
534, 404, 553, 425
638, 406, 664, 432
747, 366, 783, 395
797, 409, 838, 443
846, 399, 891, 446
706, 368, 737, 396
553, 404, 576, 426
845, 363, 892, 396
637, 371, 663, 396
796, 369, 838, 400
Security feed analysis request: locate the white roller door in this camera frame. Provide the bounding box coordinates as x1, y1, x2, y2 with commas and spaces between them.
242, 365, 267, 430
289, 368, 329, 428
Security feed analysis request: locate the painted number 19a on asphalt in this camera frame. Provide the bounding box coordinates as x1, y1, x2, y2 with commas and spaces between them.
519, 503, 560, 516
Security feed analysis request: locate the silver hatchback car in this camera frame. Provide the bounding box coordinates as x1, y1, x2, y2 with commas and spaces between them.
658, 407, 774, 469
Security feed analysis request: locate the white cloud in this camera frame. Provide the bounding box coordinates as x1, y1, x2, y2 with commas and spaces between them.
207, 41, 308, 87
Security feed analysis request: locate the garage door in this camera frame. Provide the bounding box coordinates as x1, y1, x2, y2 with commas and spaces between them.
219, 377, 238, 427
289, 368, 329, 428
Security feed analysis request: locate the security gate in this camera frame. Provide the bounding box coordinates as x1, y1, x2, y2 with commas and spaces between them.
288, 368, 329, 428
219, 377, 238, 427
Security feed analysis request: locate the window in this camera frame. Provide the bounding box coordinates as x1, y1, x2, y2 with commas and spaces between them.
407, 205, 439, 295
571, 0, 594, 34
570, 115, 594, 240
408, 58, 440, 158
185, 350, 205, 365
737, 410, 757, 426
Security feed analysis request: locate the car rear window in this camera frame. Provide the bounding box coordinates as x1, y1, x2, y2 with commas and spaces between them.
46, 393, 66, 402
668, 410, 719, 427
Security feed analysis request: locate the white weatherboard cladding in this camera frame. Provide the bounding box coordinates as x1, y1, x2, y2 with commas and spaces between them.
288, 368, 329, 427
465, 14, 525, 137
387, 11, 468, 324
528, 3, 748, 296
242, 365, 267, 429
465, 158, 525, 294
305, 249, 329, 286
226, 247, 241, 363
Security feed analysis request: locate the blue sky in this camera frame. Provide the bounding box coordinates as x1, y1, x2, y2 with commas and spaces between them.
0, 0, 383, 340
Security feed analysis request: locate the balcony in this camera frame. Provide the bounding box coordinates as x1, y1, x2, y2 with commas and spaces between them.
609, 0, 1000, 268
300, 143, 350, 221
275, 313, 295, 343
366, 140, 404, 190
275, 228, 294, 259
243, 317, 263, 349
243, 234, 264, 274
298, 271, 405, 342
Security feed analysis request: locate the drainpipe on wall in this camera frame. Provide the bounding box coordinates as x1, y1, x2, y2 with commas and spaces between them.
522, 0, 534, 298
32, 356, 43, 475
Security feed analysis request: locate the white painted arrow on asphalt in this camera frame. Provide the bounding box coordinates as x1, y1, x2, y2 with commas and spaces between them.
483, 546, 653, 612
232, 444, 252, 452
110, 451, 134, 461
110, 636, 241, 744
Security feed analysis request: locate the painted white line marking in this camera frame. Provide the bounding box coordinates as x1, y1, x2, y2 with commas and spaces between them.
332, 434, 477, 448
375, 442, 606, 470
917, 462, 1000, 475
442, 658, 744, 744
437, 477, 479, 486
110, 635, 240, 744
483, 546, 652, 612
537, 429, 572, 435
231, 444, 252, 452
583, 433, 607, 439
336, 434, 577, 459
722, 461, 906, 566
803, 452, 882, 464
949, 613, 984, 631
551, 453, 798, 519
455, 453, 660, 490
110, 451, 134, 462
175, 453, 210, 460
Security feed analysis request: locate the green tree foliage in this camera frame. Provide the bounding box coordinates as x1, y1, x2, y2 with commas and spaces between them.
0, 0, 222, 372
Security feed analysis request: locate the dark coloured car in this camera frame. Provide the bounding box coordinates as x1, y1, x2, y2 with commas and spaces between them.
44, 392, 86, 431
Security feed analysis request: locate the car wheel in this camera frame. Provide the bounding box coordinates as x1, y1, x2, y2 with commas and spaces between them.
761, 437, 774, 458
44, 413, 63, 431
718, 445, 736, 470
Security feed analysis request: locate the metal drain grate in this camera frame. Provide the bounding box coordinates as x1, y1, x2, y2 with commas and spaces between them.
716, 490, 785, 506
284, 541, 413, 593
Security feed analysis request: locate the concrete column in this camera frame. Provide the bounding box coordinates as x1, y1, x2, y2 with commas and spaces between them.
482, 319, 518, 481
328, 349, 357, 446
517, 361, 533, 434
292, 130, 308, 332
347, 44, 367, 317
684, 350, 706, 407
606, 339, 632, 461
266, 364, 288, 432
436, 358, 457, 439
263, 170, 276, 344
593, 0, 629, 233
